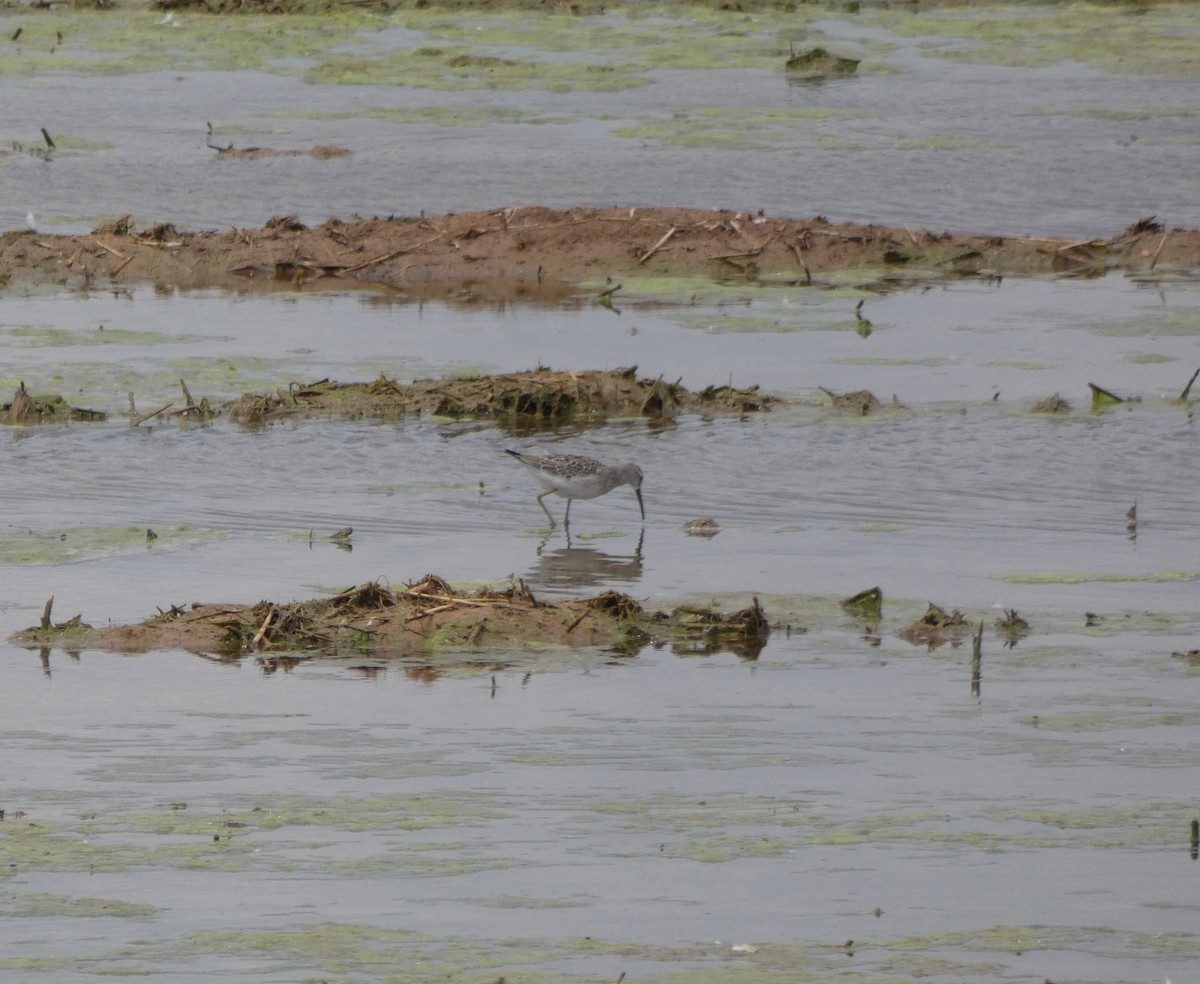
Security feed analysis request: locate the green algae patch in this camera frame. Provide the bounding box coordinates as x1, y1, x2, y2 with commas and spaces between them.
1, 324, 211, 347
1085, 309, 1200, 337
897, 134, 1015, 151
663, 833, 792, 863
867, 3, 1200, 80
166, 355, 280, 395
482, 895, 584, 909
1024, 709, 1200, 735
986, 802, 1185, 847
677, 313, 798, 334
613, 107, 864, 150
306, 46, 646, 92
0, 525, 216, 566
2, 892, 157, 920
986, 359, 1049, 370
364, 105, 569, 127
999, 570, 1198, 585
0, 8, 383, 79
890, 923, 1106, 954
400, 4, 835, 76
836, 355, 958, 367
0, 813, 258, 880
0, 3, 834, 94
186, 922, 433, 962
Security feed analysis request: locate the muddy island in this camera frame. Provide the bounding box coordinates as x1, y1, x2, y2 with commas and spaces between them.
3, 209, 1197, 304
12, 576, 771, 663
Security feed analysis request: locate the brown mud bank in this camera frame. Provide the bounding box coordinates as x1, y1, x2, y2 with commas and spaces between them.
12, 575, 771, 663
3, 209, 1197, 303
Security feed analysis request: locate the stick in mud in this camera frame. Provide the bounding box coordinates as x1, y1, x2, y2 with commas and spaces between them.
638, 226, 676, 265
40, 596, 54, 631
1150, 231, 1169, 271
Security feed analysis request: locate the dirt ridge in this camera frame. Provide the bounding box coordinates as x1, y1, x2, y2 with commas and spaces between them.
4, 208, 1197, 302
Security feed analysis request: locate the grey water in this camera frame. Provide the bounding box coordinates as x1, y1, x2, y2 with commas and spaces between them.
1, 7, 1198, 238
3, 4, 1200, 981
2, 273, 1200, 982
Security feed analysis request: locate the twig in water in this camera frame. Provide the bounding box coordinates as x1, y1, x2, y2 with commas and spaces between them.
130, 401, 174, 427
1179, 366, 1200, 402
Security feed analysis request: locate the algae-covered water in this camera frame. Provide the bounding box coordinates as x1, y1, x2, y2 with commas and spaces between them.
1, 1, 1199, 238
4, 2, 1200, 982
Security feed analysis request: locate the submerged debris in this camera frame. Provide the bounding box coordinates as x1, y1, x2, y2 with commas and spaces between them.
11, 577, 771, 664
2, 382, 107, 425
683, 518, 721, 538
841, 586, 882, 621
1030, 393, 1070, 414
899, 602, 969, 648
1088, 382, 1126, 409
665, 597, 770, 660
785, 46, 860, 80
819, 387, 883, 415
994, 608, 1030, 645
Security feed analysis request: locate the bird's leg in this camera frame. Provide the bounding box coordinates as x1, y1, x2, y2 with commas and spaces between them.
536, 491, 557, 527
563, 499, 572, 528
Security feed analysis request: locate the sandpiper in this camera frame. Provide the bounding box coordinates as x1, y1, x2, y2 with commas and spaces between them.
505, 449, 644, 527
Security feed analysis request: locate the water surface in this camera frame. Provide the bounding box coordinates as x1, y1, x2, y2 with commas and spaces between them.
2, 274, 1199, 982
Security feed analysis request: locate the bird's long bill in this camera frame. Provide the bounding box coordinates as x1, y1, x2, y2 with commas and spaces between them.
635, 487, 645, 520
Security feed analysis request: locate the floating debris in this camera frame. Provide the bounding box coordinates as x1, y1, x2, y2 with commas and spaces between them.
899, 602, 968, 647
785, 45, 860, 80
1088, 382, 1125, 409
683, 518, 721, 538
994, 608, 1030, 646
665, 597, 770, 660
819, 387, 882, 415
1030, 393, 1070, 414
841, 586, 882, 621
2, 382, 107, 425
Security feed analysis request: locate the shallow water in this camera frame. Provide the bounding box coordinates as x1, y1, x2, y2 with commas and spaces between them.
2, 273, 1200, 982
2, 4, 1199, 238
4, 3, 1200, 979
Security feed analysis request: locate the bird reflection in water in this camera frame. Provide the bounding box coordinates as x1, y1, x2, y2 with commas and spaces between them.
527, 527, 645, 591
